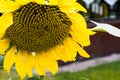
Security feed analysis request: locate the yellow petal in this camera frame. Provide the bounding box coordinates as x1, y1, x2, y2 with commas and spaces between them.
0, 39, 9, 54
58, 0, 76, 4
16, 0, 33, 5
3, 46, 16, 73
88, 29, 96, 35
71, 40, 90, 58
58, 0, 86, 13
49, 0, 57, 5
0, 12, 13, 39
67, 13, 91, 46
70, 29, 90, 47
70, 25, 90, 46
44, 52, 58, 74
78, 47, 90, 58
63, 38, 77, 61
45, 48, 59, 60
67, 13, 87, 29
34, 54, 46, 76
15, 51, 27, 79
54, 43, 75, 62
24, 53, 34, 77
38, 52, 58, 75
54, 45, 68, 62
0, 33, 5, 40
57, 0, 76, 7
0, 1, 20, 12
34, 0, 45, 4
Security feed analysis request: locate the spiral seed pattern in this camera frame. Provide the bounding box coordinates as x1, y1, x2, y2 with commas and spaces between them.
5, 2, 72, 52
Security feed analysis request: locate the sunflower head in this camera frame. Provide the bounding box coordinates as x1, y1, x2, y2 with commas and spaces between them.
5, 2, 72, 52
0, 0, 95, 79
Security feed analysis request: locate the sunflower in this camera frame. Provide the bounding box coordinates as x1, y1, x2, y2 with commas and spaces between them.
0, 0, 95, 79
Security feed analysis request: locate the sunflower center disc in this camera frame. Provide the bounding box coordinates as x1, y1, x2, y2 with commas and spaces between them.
5, 2, 71, 52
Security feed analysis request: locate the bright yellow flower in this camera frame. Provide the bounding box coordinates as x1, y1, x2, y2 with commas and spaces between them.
0, 0, 95, 79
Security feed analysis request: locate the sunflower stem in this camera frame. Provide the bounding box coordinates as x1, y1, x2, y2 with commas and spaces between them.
40, 76, 45, 80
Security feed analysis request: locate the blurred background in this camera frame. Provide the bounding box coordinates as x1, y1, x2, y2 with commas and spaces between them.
78, 0, 120, 19
78, 0, 120, 59
56, 1, 120, 79
58, 0, 120, 65
0, 0, 120, 80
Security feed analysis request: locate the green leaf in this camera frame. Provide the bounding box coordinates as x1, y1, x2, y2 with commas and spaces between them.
0, 56, 4, 66
27, 77, 40, 80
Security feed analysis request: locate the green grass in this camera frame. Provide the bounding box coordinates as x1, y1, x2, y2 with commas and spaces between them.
0, 67, 20, 80
0, 60, 120, 80
46, 60, 120, 80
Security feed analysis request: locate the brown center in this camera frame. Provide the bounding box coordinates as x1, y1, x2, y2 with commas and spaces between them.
5, 2, 72, 52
